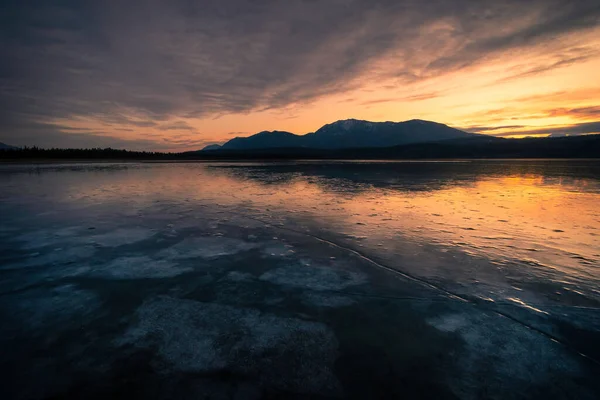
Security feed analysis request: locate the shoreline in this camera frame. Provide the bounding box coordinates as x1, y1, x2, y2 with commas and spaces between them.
1, 157, 600, 164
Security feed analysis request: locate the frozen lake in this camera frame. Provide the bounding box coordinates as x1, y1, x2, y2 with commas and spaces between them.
1, 160, 599, 399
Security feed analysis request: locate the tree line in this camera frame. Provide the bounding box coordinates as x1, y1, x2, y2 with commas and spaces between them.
0, 146, 174, 160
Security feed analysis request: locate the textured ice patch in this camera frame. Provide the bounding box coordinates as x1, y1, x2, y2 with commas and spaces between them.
302, 292, 356, 308
225, 271, 254, 282
12, 284, 100, 330
427, 313, 469, 333
158, 237, 257, 260
426, 310, 584, 398
88, 228, 155, 247
262, 242, 294, 257
259, 264, 367, 291
118, 296, 341, 395
88, 256, 192, 279
1, 246, 96, 270
15, 227, 84, 250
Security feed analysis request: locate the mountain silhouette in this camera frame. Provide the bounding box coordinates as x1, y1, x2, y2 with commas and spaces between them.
221, 130, 302, 150
201, 144, 222, 151
214, 119, 477, 151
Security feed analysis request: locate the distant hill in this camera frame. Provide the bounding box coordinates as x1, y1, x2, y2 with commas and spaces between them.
202, 144, 222, 151
221, 130, 303, 150
212, 119, 477, 151
0, 142, 17, 150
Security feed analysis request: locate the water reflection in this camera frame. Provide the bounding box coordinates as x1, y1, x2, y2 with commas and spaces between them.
1, 160, 599, 309
211, 160, 600, 194
208, 161, 600, 275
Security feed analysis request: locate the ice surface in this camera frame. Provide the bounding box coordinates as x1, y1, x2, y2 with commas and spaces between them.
259, 264, 367, 291
1, 160, 599, 399
15, 227, 85, 249
425, 307, 585, 399
262, 241, 294, 257
302, 292, 355, 308
9, 284, 100, 330
88, 227, 156, 247
88, 256, 192, 279
0, 245, 96, 270
225, 270, 254, 282
118, 296, 341, 395
158, 236, 257, 259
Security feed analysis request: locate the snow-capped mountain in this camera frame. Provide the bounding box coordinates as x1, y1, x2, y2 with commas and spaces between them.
210, 119, 478, 151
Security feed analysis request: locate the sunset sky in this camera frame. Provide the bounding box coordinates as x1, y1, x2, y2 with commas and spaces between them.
1, 0, 600, 151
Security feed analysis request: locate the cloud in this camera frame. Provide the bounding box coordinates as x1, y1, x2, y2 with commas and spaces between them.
495, 50, 598, 83
462, 125, 527, 132
359, 91, 441, 106
1, 120, 162, 150
227, 131, 251, 136
463, 104, 600, 130
489, 121, 600, 137
0, 118, 215, 150
546, 106, 600, 119
1, 0, 600, 147
158, 120, 196, 131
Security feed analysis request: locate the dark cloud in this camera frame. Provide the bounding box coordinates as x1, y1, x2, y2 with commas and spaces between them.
462, 125, 527, 132
546, 106, 600, 119
490, 121, 600, 137
1, 0, 599, 147
158, 120, 196, 131
359, 91, 441, 106
227, 131, 251, 136
2, 120, 163, 150
496, 51, 597, 83
0, 119, 213, 150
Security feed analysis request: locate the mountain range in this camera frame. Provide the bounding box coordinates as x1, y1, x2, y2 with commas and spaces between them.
202, 119, 478, 151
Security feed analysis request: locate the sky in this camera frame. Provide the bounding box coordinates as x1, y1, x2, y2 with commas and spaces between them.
1, 0, 600, 151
